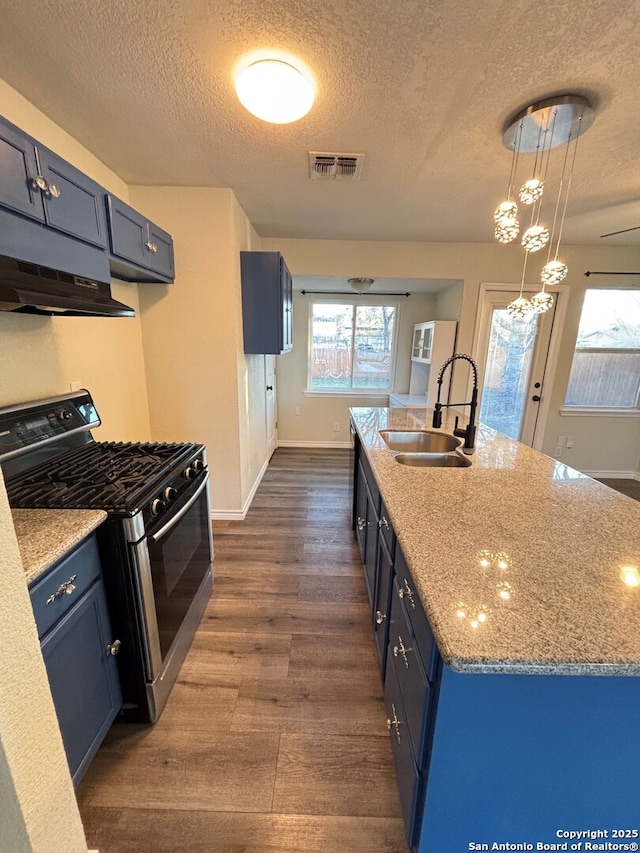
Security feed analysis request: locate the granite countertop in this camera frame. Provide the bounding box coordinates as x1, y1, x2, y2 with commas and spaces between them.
351, 406, 640, 676
12, 509, 108, 586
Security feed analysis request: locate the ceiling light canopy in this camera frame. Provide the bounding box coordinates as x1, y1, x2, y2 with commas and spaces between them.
348, 277, 374, 294
235, 59, 314, 124
492, 94, 595, 320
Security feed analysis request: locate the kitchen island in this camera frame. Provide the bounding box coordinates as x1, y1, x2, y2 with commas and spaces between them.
350, 406, 640, 852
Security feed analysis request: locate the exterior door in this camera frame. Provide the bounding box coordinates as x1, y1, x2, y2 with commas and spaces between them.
475, 289, 557, 447
265, 355, 277, 457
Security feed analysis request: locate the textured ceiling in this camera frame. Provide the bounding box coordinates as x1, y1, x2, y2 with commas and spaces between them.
1, 0, 640, 245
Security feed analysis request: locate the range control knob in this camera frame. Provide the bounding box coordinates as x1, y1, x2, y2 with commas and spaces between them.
192, 458, 204, 472
164, 486, 178, 502
183, 467, 196, 481
151, 498, 166, 516
57, 409, 72, 422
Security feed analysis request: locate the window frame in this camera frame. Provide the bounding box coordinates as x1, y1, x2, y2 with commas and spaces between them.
561, 287, 640, 417
305, 298, 401, 396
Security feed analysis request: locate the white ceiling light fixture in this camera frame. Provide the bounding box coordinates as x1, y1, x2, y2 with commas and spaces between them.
235, 59, 314, 124
348, 277, 374, 294
492, 95, 596, 319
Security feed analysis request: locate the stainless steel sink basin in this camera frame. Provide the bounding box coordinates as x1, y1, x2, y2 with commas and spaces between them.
394, 452, 472, 468
380, 430, 461, 453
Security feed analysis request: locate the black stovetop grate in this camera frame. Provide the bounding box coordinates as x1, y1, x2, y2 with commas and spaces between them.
6, 440, 198, 513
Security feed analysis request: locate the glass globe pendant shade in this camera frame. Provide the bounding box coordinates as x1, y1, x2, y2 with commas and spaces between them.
519, 178, 544, 205
521, 225, 550, 252
530, 290, 554, 314
494, 201, 518, 223
495, 217, 520, 243
540, 259, 568, 285
235, 60, 314, 124
507, 296, 533, 319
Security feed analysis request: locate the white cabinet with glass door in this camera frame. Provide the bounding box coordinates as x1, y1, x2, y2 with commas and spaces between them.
406, 321, 457, 405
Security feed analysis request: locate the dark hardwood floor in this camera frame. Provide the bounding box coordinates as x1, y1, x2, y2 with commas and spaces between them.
77, 448, 408, 853
596, 477, 640, 502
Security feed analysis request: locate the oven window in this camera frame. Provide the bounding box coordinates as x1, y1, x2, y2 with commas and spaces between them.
147, 485, 212, 660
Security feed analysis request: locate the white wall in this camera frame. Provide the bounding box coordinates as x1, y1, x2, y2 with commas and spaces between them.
131, 186, 268, 515
263, 237, 640, 474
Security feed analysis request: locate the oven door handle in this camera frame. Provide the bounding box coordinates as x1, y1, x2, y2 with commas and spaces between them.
149, 472, 209, 543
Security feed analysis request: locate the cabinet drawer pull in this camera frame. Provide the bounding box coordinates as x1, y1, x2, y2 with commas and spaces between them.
393, 635, 410, 668
398, 578, 415, 609
45, 574, 78, 605
107, 639, 121, 656
386, 702, 402, 743
375, 610, 386, 625
357, 516, 366, 531
378, 516, 390, 530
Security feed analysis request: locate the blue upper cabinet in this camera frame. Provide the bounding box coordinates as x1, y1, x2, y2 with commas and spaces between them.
37, 146, 108, 249
0, 119, 46, 222
241, 251, 293, 354
0, 114, 175, 284
106, 195, 175, 283
0, 116, 107, 249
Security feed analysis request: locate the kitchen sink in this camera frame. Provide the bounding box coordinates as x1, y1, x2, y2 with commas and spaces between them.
380, 430, 461, 453
394, 452, 472, 468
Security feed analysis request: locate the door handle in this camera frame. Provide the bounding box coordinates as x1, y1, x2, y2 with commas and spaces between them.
532, 394, 541, 402
266, 385, 273, 391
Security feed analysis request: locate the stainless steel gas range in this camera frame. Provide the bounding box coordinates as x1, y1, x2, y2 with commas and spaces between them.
0, 390, 214, 723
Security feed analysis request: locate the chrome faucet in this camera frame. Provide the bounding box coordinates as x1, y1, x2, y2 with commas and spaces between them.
431, 353, 479, 453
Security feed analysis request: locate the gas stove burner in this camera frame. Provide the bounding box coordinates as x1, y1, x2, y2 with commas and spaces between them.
6, 440, 202, 514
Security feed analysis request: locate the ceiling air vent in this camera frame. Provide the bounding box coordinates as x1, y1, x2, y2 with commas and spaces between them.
309, 152, 364, 181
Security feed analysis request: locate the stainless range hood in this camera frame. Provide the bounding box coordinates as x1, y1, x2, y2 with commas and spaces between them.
0, 256, 135, 317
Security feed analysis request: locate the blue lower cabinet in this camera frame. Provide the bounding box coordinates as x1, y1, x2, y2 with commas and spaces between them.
384, 653, 422, 847
388, 578, 431, 761
31, 535, 122, 787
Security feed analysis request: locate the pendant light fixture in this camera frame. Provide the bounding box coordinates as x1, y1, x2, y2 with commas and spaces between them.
492, 95, 595, 319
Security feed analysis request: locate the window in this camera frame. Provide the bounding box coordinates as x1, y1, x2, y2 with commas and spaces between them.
309, 303, 396, 392
564, 289, 640, 409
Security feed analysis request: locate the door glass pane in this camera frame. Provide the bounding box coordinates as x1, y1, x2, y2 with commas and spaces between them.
479, 308, 538, 439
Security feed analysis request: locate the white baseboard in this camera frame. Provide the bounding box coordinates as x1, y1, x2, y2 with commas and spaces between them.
583, 469, 637, 480
210, 456, 270, 521
276, 440, 352, 449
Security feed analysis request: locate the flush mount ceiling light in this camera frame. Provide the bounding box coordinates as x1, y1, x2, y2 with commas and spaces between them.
235, 59, 314, 124
348, 277, 374, 294
492, 95, 595, 319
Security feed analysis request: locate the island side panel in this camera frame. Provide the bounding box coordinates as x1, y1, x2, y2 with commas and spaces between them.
418, 665, 640, 851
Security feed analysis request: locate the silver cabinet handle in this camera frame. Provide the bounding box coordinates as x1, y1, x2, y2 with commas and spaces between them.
107, 639, 121, 656
357, 516, 366, 531
393, 635, 410, 668
386, 702, 402, 743
32, 174, 48, 191
45, 574, 77, 605
145, 241, 158, 253
375, 610, 386, 625
398, 578, 415, 609
378, 516, 390, 530
48, 183, 60, 198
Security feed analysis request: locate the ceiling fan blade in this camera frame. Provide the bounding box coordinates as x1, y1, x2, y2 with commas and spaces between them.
600, 225, 640, 238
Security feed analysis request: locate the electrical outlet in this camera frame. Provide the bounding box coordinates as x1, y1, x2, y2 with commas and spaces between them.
295, 406, 301, 416
565, 436, 575, 448
69, 380, 82, 392
333, 421, 340, 432
554, 446, 563, 458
